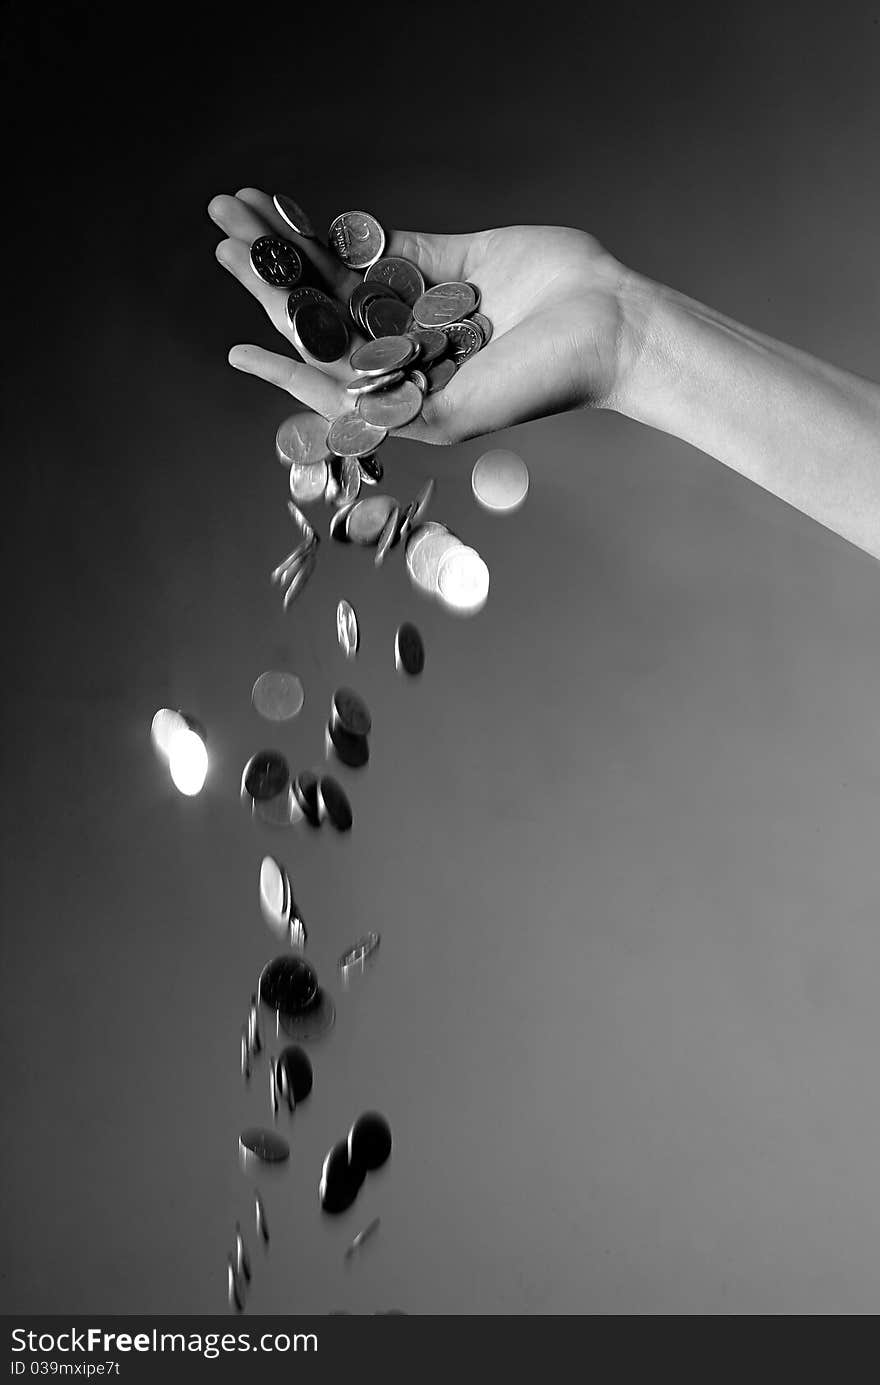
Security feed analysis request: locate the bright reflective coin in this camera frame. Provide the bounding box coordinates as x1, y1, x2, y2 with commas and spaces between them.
407, 529, 464, 595
409, 368, 428, 393
291, 301, 349, 363
259, 955, 319, 1015
251, 671, 305, 722
330, 501, 358, 542
365, 256, 425, 307
239, 1128, 290, 1163
407, 328, 447, 365
276, 411, 333, 468
332, 687, 372, 737
168, 726, 208, 796
412, 281, 476, 327
346, 369, 405, 397
250, 235, 303, 288
289, 461, 328, 505
327, 413, 388, 458
242, 751, 290, 803
426, 359, 457, 393
444, 319, 482, 362
336, 600, 359, 658
374, 505, 400, 566
347, 495, 400, 545
350, 336, 417, 376
286, 499, 317, 543
347, 1112, 392, 1172
365, 296, 412, 340
318, 775, 353, 831
151, 708, 187, 760
272, 193, 316, 238
437, 545, 490, 613
282, 551, 317, 607
328, 211, 385, 269
471, 448, 530, 513
339, 456, 362, 505
358, 381, 423, 430
272, 538, 313, 586
395, 622, 425, 676
259, 855, 290, 935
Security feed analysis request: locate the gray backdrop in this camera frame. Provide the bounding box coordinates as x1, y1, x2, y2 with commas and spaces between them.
2, 0, 880, 1314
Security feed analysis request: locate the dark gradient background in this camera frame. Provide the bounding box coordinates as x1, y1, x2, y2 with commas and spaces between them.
2, 1, 880, 1314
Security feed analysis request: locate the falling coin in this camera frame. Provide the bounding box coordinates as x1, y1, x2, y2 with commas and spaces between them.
320, 1139, 366, 1215
255, 1194, 269, 1242
332, 687, 372, 737
347, 1112, 392, 1172
239, 1128, 290, 1164
336, 599, 359, 658
293, 770, 321, 827
242, 751, 290, 803
471, 449, 530, 513
227, 1257, 245, 1311
287, 499, 317, 543
345, 1218, 381, 1260
358, 380, 424, 430
326, 719, 370, 769
276, 1045, 313, 1106
374, 506, 400, 566
150, 708, 188, 760
235, 1224, 252, 1282
328, 210, 386, 270
276, 411, 333, 469
259, 955, 319, 1016
338, 932, 381, 976
358, 454, 384, 485
339, 456, 362, 504
406, 529, 464, 597
330, 501, 358, 542
250, 235, 303, 288
318, 775, 353, 831
289, 460, 329, 505
251, 671, 305, 722
327, 413, 388, 459
347, 495, 400, 545
395, 622, 425, 676
282, 551, 317, 607
272, 193, 316, 238
437, 545, 490, 613
259, 855, 290, 936
269, 1062, 279, 1116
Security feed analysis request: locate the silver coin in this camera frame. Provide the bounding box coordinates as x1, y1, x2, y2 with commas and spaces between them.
276, 411, 332, 468
470, 311, 493, 345
327, 413, 388, 458
282, 551, 317, 606
289, 459, 329, 505
328, 210, 386, 269
255, 1195, 269, 1242
241, 1030, 251, 1081
239, 1128, 290, 1164
251, 671, 305, 721
259, 855, 290, 936
228, 1258, 245, 1311
324, 470, 341, 505
395, 621, 425, 676
337, 599, 359, 657
406, 528, 464, 595
291, 301, 349, 363
374, 505, 401, 566
409, 368, 428, 393
358, 454, 384, 485
364, 256, 425, 307
150, 708, 188, 760
346, 369, 406, 397
250, 235, 303, 288
350, 336, 417, 376
349, 281, 400, 331
332, 687, 372, 737
397, 498, 419, 545
287, 499, 317, 543
437, 545, 490, 612
358, 380, 424, 429
364, 296, 413, 340
235, 1225, 252, 1282
444, 319, 482, 362
346, 495, 400, 545
471, 448, 530, 512
426, 359, 457, 393
273, 193, 316, 238
339, 456, 362, 504
285, 286, 335, 330
412, 281, 476, 328
330, 501, 358, 541
269, 1062, 279, 1116
338, 931, 381, 974
407, 328, 447, 365
272, 538, 313, 586
411, 476, 435, 526
466, 282, 482, 310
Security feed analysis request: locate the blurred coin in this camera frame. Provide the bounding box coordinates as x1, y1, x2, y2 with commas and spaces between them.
278, 986, 335, 1041
253, 785, 299, 828
406, 529, 463, 595
227, 1257, 245, 1311
337, 599, 359, 657
289, 460, 329, 505
250, 235, 303, 288
411, 477, 435, 526
282, 551, 317, 606
365, 256, 425, 306
345, 1217, 381, 1260
471, 448, 530, 513
318, 775, 353, 831
327, 413, 388, 458
276, 411, 333, 468
239, 1128, 290, 1163
320, 1139, 366, 1215
437, 545, 490, 612
252, 671, 305, 721
272, 538, 313, 585
287, 499, 317, 543
276, 1045, 313, 1105
328, 211, 385, 269
339, 456, 362, 504
259, 855, 290, 935
358, 381, 424, 430
332, 687, 372, 737
293, 770, 321, 826
374, 505, 400, 566
326, 719, 369, 769
235, 1224, 252, 1282
241, 1030, 251, 1081
444, 319, 482, 362
291, 301, 349, 364
269, 1062, 279, 1116
151, 708, 188, 760
347, 1112, 392, 1171
395, 622, 425, 676
259, 955, 319, 1015
347, 495, 399, 545
273, 193, 316, 238
338, 931, 380, 975
242, 751, 290, 803
470, 311, 493, 345
330, 501, 358, 542
350, 336, 417, 376
346, 369, 405, 397
407, 328, 447, 366
365, 296, 412, 340
397, 499, 419, 545
255, 1194, 269, 1242
409, 368, 428, 393
412, 281, 476, 328
426, 359, 457, 393
358, 454, 384, 485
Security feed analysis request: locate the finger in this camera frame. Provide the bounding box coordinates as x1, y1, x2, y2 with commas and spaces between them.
235, 188, 357, 300
208, 193, 272, 245
228, 344, 348, 421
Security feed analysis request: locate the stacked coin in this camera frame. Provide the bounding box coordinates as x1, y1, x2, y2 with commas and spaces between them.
326, 687, 372, 769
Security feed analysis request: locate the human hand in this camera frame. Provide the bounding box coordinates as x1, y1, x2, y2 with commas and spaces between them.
208, 188, 635, 445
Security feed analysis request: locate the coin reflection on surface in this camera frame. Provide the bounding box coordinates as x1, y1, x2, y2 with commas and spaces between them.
471, 448, 530, 513
437, 546, 490, 614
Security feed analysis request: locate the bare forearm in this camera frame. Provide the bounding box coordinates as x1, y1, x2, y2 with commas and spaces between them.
611, 271, 880, 560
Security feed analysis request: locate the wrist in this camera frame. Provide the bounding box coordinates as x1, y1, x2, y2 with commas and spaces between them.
604, 267, 673, 420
